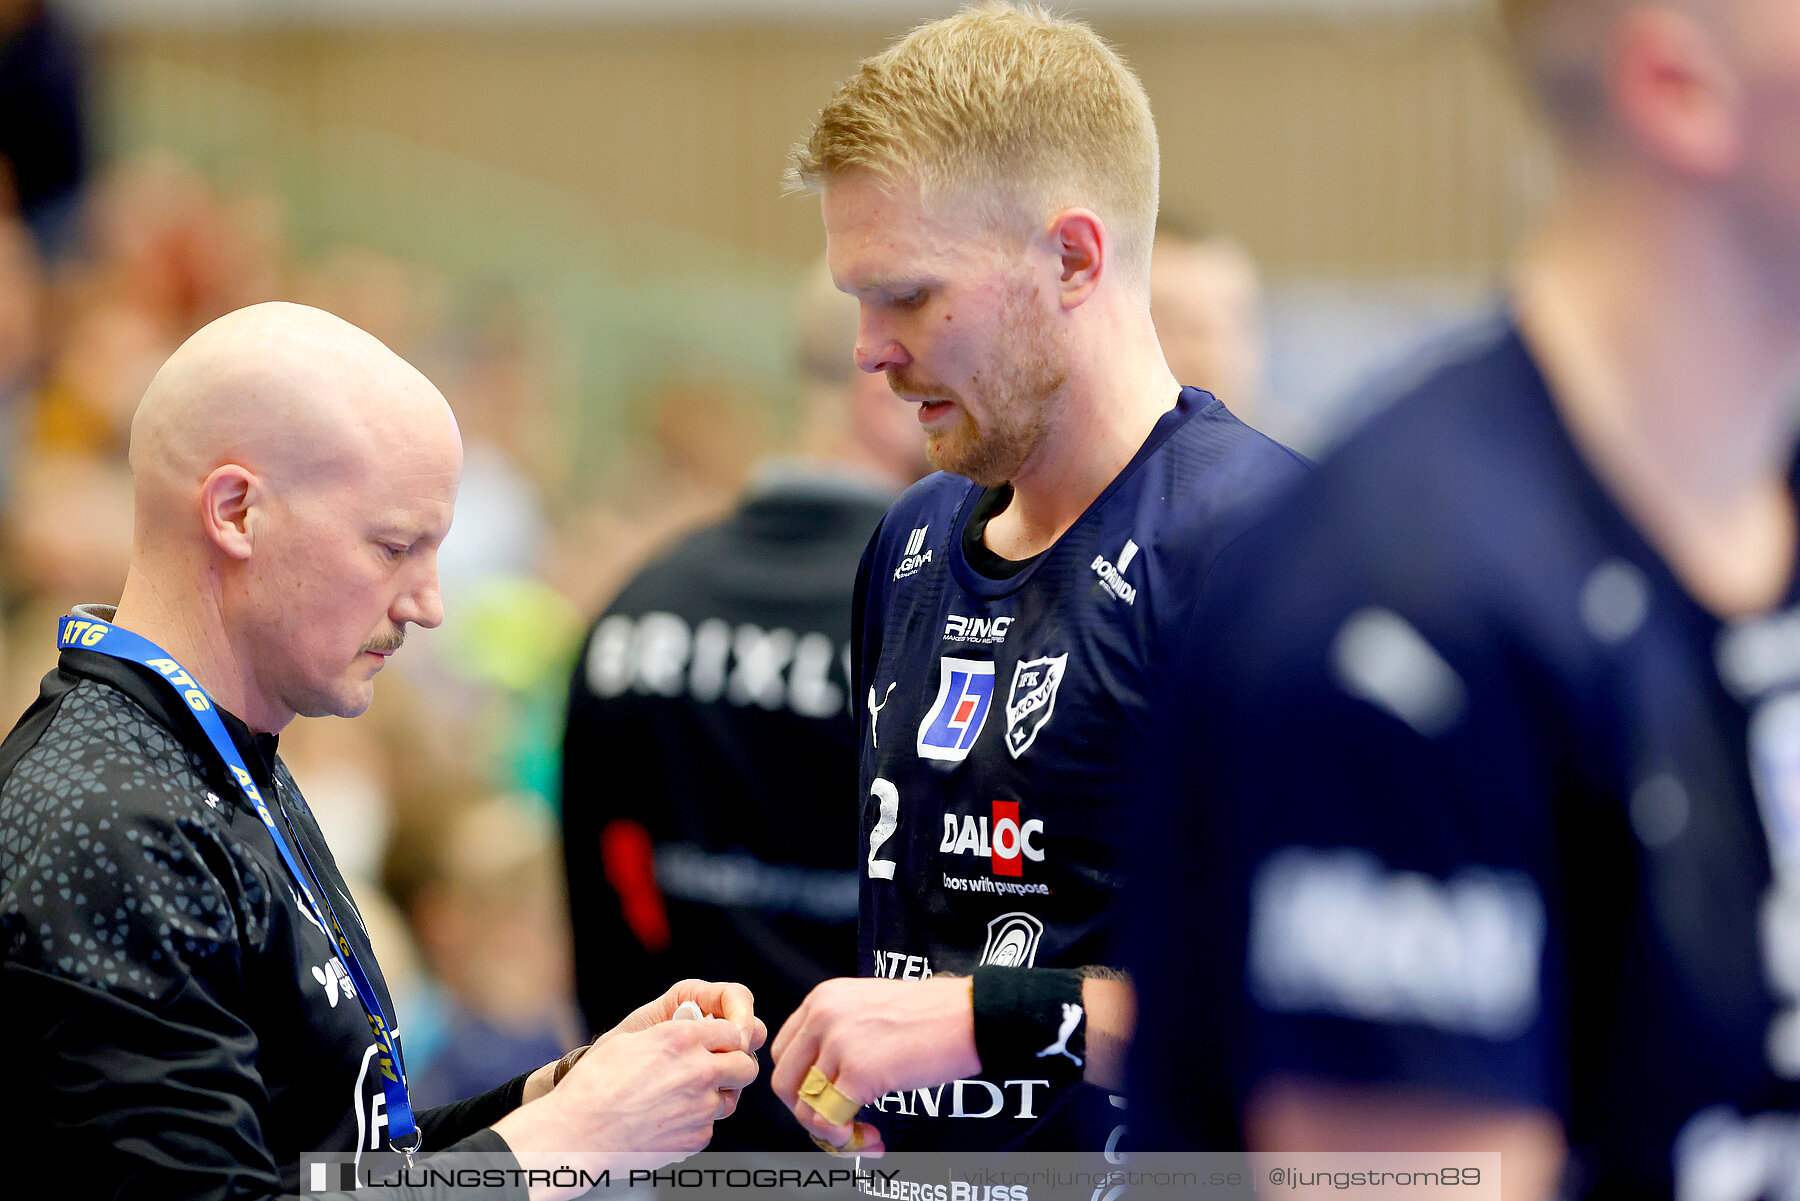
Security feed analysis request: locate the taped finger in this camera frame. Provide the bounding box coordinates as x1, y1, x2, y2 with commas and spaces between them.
798, 1065, 862, 1126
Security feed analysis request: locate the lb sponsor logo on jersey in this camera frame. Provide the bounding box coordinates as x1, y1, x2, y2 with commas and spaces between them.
944, 614, 1013, 645
978, 911, 1044, 967
1004, 654, 1068, 759
1090, 538, 1140, 605
918, 658, 996, 762
941, 801, 1045, 877
894, 525, 933, 581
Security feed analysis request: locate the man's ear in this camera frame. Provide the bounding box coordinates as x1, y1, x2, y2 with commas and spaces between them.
1610, 7, 1743, 179
1045, 209, 1107, 310
200, 464, 260, 560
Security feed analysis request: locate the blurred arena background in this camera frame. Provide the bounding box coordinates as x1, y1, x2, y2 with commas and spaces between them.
0, 0, 1549, 1104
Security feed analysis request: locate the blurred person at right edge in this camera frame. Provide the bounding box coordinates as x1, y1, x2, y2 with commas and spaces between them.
558, 259, 928, 1149
1129, 1, 1800, 1198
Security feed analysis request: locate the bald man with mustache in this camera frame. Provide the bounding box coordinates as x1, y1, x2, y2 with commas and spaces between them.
0, 303, 762, 1201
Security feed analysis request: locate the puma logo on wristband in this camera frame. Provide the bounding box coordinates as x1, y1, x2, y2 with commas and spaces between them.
1035, 1003, 1084, 1066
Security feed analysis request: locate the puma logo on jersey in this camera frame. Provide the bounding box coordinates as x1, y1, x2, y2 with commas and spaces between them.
1091, 538, 1140, 605
868, 682, 897, 747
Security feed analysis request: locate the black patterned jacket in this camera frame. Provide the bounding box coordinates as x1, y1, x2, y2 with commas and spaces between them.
0, 612, 525, 1200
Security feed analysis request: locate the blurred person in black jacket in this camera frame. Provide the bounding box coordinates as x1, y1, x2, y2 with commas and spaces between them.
560, 261, 927, 1150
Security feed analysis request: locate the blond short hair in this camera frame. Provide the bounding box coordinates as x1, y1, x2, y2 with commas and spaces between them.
788, 1, 1160, 286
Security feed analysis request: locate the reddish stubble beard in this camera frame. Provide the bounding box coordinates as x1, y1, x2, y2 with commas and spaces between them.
892, 279, 1069, 488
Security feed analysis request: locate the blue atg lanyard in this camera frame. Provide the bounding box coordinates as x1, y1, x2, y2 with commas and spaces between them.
58, 613, 421, 1159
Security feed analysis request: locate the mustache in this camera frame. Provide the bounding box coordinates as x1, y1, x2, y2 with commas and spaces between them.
887, 368, 960, 404
362, 630, 407, 655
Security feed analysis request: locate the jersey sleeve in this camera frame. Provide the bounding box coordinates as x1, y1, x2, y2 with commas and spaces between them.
849, 513, 888, 756
1129, 524, 1567, 1149
10, 963, 532, 1201
3, 775, 290, 1193
416, 1074, 530, 1149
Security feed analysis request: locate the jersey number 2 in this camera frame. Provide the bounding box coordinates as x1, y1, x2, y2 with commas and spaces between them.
867, 778, 899, 880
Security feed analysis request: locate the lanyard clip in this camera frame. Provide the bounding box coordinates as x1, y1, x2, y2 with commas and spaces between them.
390, 1129, 422, 1170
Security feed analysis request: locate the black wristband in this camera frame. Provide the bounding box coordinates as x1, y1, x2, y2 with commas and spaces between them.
971, 966, 1086, 1084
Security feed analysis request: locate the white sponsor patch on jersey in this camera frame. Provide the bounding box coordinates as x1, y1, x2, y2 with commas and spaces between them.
1329, 607, 1466, 738
979, 912, 1045, 968
873, 950, 936, 979
1675, 1104, 1800, 1201
917, 658, 996, 762
944, 613, 1014, 645
1248, 846, 1544, 1039
1718, 610, 1800, 700
869, 1078, 1052, 1121
1004, 654, 1068, 759
895, 526, 933, 581
1747, 692, 1800, 1077
1090, 538, 1140, 605
939, 804, 1045, 875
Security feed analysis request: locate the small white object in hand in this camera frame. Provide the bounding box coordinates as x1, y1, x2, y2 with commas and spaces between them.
673, 1000, 706, 1021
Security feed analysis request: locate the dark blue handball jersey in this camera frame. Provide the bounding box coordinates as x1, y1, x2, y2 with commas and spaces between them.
1128, 318, 1800, 1198
851, 386, 1309, 1152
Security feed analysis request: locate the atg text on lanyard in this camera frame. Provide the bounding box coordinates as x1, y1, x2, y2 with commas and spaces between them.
58, 613, 420, 1158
